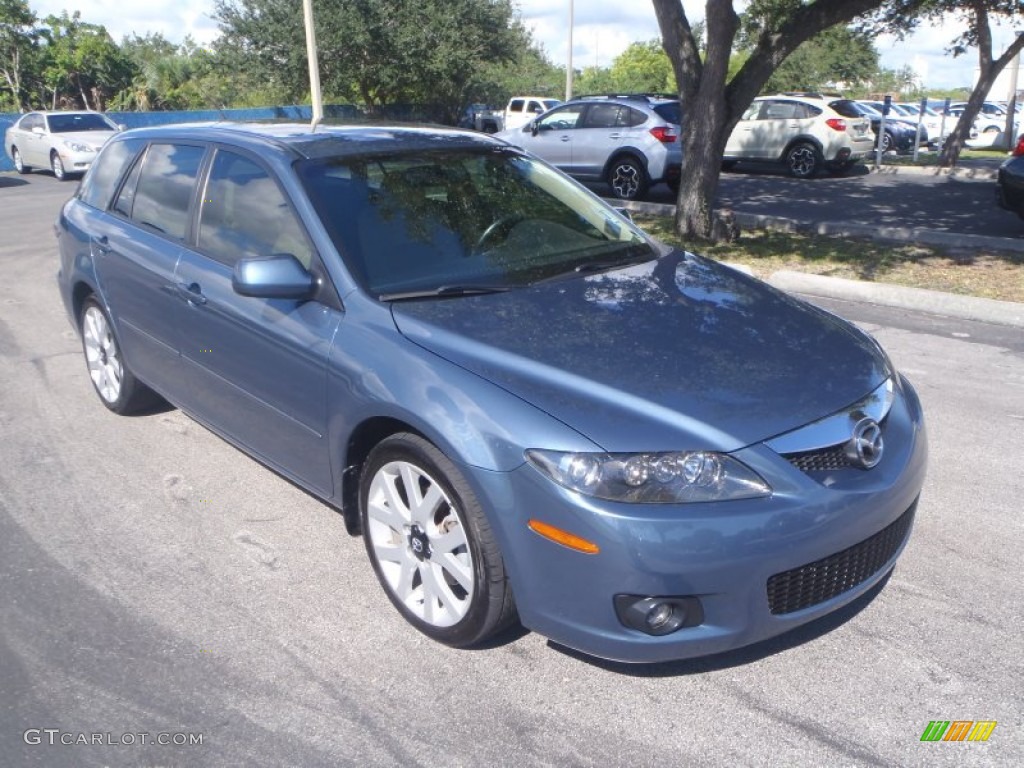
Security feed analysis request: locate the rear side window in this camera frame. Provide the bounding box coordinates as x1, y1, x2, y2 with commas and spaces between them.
583, 103, 622, 129
117, 143, 205, 240
78, 139, 145, 210
509, 99, 524, 113
652, 103, 680, 125
198, 150, 314, 268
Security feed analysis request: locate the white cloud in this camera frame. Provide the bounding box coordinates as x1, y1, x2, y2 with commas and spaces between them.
30, 0, 220, 45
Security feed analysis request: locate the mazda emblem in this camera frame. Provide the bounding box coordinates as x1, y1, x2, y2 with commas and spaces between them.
845, 416, 884, 469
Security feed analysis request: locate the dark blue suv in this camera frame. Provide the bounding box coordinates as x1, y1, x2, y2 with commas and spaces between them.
57, 123, 927, 662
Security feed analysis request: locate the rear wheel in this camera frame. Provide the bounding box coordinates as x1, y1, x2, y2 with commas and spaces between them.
360, 433, 516, 647
607, 156, 649, 200
785, 142, 821, 178
12, 147, 30, 174
879, 131, 894, 154
79, 298, 159, 414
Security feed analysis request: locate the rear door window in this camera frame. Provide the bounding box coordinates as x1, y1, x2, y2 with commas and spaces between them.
78, 139, 146, 210
119, 143, 205, 240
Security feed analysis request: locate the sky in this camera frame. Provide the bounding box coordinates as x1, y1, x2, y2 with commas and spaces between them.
24, 0, 1024, 91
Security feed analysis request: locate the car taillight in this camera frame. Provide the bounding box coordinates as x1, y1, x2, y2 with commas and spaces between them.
1013, 134, 1024, 157
825, 118, 846, 132
649, 126, 678, 143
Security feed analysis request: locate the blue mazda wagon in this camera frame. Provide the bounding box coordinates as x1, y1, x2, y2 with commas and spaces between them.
57, 123, 927, 662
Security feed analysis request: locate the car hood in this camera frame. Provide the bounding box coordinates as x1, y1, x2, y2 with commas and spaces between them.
391, 252, 891, 453
55, 130, 117, 148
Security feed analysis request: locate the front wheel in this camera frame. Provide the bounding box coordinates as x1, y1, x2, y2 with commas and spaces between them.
79, 298, 159, 414
51, 151, 68, 181
12, 147, 30, 174
607, 157, 649, 200
360, 433, 516, 647
785, 142, 821, 178
879, 131, 894, 154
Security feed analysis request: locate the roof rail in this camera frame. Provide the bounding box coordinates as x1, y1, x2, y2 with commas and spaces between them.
574, 93, 678, 102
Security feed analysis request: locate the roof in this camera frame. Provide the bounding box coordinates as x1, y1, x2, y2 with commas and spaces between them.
112, 122, 506, 160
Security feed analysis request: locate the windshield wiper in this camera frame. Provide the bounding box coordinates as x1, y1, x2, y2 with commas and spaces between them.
378, 284, 512, 301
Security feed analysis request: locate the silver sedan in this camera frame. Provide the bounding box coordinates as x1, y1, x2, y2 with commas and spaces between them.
5, 111, 120, 180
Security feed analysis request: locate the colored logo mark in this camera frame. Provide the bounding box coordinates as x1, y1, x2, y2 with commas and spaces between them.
920, 720, 997, 742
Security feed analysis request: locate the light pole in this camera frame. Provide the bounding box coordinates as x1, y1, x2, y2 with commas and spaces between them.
303, 0, 324, 130
1005, 31, 1023, 150
565, 0, 574, 101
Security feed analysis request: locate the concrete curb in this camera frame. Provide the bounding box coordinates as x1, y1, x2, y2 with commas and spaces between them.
610, 198, 1024, 329
768, 270, 1024, 329
867, 163, 1000, 180
612, 199, 1024, 255
732, 212, 1024, 255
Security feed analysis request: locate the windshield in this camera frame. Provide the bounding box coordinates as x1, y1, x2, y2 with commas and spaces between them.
299, 148, 653, 298
47, 113, 117, 133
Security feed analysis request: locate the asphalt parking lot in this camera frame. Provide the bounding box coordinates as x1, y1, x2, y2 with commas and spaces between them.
1, 172, 1021, 767
634, 160, 1024, 241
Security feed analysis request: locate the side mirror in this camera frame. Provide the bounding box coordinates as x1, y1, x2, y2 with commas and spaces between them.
232, 253, 314, 299
117, 123, 127, 131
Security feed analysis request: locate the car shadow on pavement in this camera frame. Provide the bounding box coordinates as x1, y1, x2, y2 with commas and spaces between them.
0, 175, 29, 188
547, 569, 893, 675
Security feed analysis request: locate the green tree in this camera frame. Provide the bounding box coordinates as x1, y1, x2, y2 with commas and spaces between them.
607, 40, 676, 93
873, 0, 1024, 163
0, 0, 38, 111
40, 11, 134, 110
653, 0, 932, 240
215, 0, 525, 120
762, 25, 879, 93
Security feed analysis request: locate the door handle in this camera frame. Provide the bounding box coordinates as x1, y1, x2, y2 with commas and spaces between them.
560, 135, 570, 141
91, 235, 110, 255
178, 281, 207, 305
608, 133, 622, 139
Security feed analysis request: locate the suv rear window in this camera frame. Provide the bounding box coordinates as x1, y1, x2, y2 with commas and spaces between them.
653, 102, 681, 125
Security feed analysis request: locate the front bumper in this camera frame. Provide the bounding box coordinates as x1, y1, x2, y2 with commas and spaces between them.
470, 375, 927, 663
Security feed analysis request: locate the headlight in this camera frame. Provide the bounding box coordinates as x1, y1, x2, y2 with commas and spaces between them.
526, 449, 771, 504
62, 140, 95, 153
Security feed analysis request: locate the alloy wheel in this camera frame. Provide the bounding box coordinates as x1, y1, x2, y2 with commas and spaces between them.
365, 460, 475, 628
82, 305, 123, 404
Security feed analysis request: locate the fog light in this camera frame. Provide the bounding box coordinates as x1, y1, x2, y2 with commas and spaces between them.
646, 602, 677, 631
614, 595, 704, 636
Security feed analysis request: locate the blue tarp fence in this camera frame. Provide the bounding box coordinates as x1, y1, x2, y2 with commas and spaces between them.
0, 104, 365, 173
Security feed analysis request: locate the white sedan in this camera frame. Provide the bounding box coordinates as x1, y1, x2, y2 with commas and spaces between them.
5, 111, 121, 180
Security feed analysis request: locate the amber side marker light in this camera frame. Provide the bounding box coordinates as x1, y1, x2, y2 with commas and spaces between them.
527, 519, 600, 554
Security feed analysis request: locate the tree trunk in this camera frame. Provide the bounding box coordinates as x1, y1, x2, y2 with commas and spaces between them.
938, 4, 1024, 167
653, 0, 926, 241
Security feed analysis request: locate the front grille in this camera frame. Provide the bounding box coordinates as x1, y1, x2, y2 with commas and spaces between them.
784, 445, 851, 472
766, 504, 916, 615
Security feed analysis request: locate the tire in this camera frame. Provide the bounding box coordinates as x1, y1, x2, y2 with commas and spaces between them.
12, 146, 30, 174
51, 151, 68, 181
879, 131, 894, 154
784, 142, 821, 179
360, 433, 516, 647
79, 298, 159, 414
607, 156, 649, 200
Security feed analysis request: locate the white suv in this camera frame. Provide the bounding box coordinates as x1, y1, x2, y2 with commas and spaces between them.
724, 95, 874, 178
